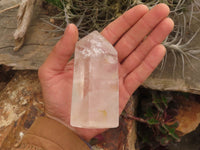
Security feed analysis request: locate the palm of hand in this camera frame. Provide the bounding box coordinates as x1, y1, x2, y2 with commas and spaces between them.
38, 4, 173, 141
40, 61, 129, 141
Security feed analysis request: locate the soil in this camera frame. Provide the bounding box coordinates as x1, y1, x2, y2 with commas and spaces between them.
0, 65, 15, 91
168, 125, 200, 150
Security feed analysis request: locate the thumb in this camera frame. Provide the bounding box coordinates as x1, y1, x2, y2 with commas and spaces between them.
39, 24, 78, 78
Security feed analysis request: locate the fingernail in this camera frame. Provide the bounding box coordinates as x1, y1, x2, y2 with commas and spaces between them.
65, 24, 71, 33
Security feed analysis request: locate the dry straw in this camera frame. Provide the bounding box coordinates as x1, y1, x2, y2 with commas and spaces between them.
43, 0, 200, 78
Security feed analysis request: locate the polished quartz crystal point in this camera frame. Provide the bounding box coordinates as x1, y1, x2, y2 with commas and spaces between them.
70, 31, 119, 128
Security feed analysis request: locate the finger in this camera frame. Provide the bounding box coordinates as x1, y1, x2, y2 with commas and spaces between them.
39, 24, 78, 77
101, 4, 149, 45
121, 18, 174, 76
115, 3, 170, 62
119, 79, 132, 114
124, 44, 166, 95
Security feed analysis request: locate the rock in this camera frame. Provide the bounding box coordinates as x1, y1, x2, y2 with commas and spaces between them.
0, 82, 7, 91
71, 31, 119, 128
174, 94, 200, 135
0, 71, 44, 149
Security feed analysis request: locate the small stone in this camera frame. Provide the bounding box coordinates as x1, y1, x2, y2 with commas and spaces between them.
175, 97, 200, 135
70, 31, 119, 128
49, 18, 55, 24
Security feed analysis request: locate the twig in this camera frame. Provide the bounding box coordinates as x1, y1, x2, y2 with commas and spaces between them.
122, 114, 148, 123
0, 4, 20, 14
40, 18, 65, 31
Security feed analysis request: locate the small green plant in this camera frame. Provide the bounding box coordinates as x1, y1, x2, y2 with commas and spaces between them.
123, 90, 180, 149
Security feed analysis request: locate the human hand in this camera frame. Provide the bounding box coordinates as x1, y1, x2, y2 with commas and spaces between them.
38, 3, 174, 141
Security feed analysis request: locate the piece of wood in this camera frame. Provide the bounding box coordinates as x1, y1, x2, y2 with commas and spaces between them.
13, 0, 36, 51
0, 4, 19, 14
0, 1, 60, 70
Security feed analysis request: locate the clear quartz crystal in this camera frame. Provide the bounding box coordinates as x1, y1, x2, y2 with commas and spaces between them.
70, 31, 119, 128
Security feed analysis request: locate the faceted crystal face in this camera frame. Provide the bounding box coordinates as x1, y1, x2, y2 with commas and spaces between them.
70, 31, 119, 128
